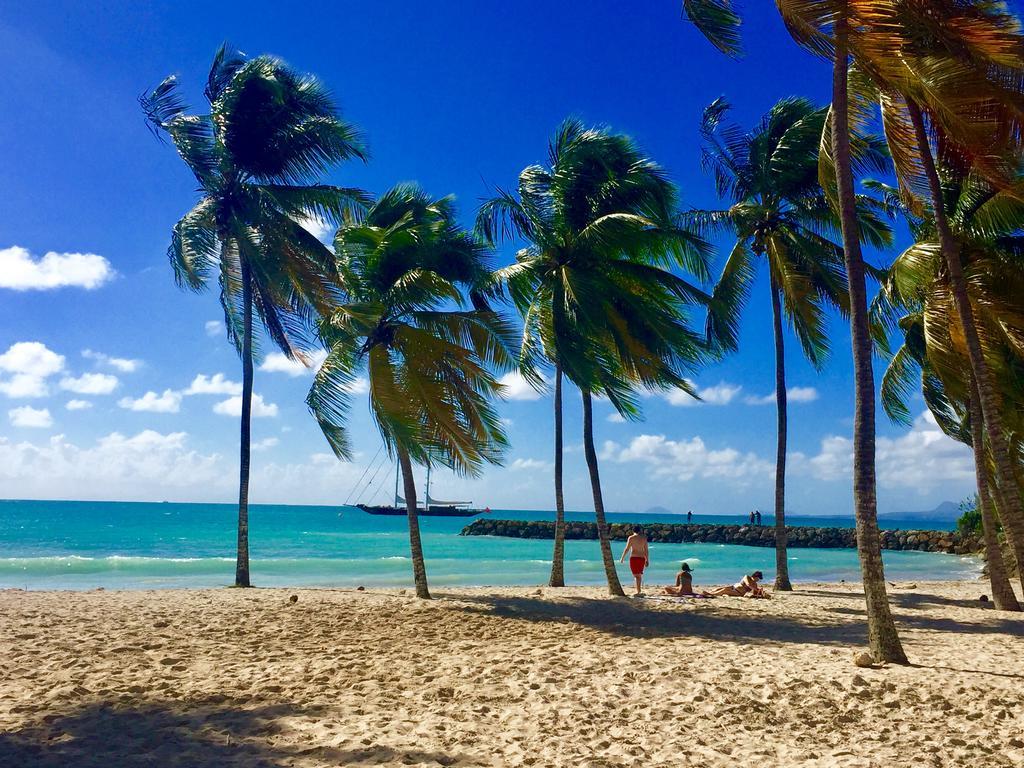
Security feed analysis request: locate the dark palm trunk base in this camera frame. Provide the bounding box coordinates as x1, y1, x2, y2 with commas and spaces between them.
549, 365, 566, 587
968, 385, 1020, 611
235, 261, 254, 588
581, 390, 625, 597
833, 15, 908, 664
399, 449, 431, 599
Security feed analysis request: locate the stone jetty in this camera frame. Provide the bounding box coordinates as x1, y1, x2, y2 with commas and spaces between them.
461, 519, 982, 555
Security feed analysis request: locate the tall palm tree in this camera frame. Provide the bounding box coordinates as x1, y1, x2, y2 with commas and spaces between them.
682, 0, 909, 663
828, 1, 1024, 590
308, 184, 516, 599
693, 96, 892, 591
141, 45, 367, 587
873, 170, 1024, 605
478, 120, 712, 596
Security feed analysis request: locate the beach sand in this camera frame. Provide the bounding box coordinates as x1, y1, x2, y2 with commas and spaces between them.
1, 580, 1022, 767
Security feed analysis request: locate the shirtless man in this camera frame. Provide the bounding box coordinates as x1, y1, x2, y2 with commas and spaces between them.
619, 525, 649, 595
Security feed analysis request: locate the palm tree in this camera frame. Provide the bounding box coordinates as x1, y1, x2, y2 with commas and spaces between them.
873, 170, 1024, 606
141, 45, 367, 587
308, 184, 516, 599
693, 96, 892, 591
852, 2, 1024, 588
478, 120, 712, 596
682, 0, 909, 663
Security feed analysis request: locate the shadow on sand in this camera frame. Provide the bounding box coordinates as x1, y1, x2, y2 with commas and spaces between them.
0, 697, 471, 768
437, 584, 1024, 650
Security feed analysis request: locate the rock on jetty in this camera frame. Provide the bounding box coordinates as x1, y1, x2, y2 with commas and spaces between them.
461, 519, 982, 555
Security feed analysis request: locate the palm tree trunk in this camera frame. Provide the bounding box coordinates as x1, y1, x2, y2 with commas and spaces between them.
549, 363, 566, 587
398, 448, 431, 599
968, 382, 1020, 610
832, 11, 908, 664
770, 275, 792, 591
906, 98, 1024, 587
235, 260, 253, 588
985, 479, 1023, 599
581, 388, 625, 597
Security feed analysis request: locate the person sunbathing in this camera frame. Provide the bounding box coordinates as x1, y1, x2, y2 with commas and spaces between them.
662, 562, 712, 597
707, 570, 771, 598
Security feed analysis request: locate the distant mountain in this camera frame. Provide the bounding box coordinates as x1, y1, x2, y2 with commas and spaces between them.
643, 505, 674, 516
881, 500, 960, 521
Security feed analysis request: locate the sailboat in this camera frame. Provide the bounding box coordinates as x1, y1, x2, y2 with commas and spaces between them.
356, 464, 489, 517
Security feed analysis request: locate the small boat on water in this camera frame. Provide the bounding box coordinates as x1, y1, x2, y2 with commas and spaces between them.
355, 464, 489, 517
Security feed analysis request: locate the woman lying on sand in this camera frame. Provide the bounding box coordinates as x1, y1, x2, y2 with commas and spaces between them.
706, 570, 771, 599
662, 562, 713, 598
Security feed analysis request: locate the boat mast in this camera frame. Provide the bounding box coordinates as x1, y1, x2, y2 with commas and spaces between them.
394, 463, 400, 507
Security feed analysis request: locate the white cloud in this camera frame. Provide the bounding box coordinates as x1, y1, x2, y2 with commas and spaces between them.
59, 372, 119, 395
184, 373, 243, 396
252, 437, 280, 451
745, 386, 819, 406
205, 320, 224, 337
65, 399, 93, 411
0, 341, 66, 376
212, 393, 278, 418
498, 371, 546, 401
82, 349, 141, 373
118, 390, 182, 413
664, 381, 741, 407
510, 457, 551, 471
0, 374, 51, 398
607, 412, 626, 423
259, 350, 328, 377
345, 377, 369, 395
0, 342, 66, 398
798, 411, 974, 493
601, 433, 773, 482
0, 246, 115, 291
295, 214, 335, 243
0, 431, 369, 504
9, 406, 53, 428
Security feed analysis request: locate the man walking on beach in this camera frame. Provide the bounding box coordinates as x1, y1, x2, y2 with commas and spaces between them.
619, 525, 649, 596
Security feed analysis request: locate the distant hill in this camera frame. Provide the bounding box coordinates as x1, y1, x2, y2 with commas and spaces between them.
881, 500, 960, 521
643, 505, 674, 516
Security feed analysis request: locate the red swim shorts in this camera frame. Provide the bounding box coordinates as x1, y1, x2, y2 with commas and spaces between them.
629, 556, 646, 576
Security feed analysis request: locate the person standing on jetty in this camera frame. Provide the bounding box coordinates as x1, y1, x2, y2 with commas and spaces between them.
687, 510, 693, 523
755, 510, 762, 526
749, 510, 755, 525
619, 525, 649, 596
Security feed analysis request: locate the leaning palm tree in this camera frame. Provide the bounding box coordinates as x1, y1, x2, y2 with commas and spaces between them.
842, 2, 1024, 583
308, 184, 516, 599
873, 170, 1024, 606
478, 120, 712, 596
682, 0, 910, 664
693, 96, 892, 591
141, 45, 367, 587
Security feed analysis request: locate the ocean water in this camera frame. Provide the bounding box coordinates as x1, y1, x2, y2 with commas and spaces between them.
0, 500, 979, 591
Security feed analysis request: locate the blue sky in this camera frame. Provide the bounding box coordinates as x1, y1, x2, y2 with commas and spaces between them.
0, 1, 979, 513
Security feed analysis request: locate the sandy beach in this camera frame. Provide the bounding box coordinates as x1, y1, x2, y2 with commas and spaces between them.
1, 580, 1022, 767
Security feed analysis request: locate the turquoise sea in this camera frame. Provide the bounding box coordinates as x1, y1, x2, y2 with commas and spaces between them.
0, 500, 979, 591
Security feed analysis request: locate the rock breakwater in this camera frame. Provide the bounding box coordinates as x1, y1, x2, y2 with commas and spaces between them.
462, 519, 981, 555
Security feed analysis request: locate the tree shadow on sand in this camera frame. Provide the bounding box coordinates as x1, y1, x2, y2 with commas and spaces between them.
438, 591, 868, 646
0, 697, 473, 768
438, 584, 1024, 649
